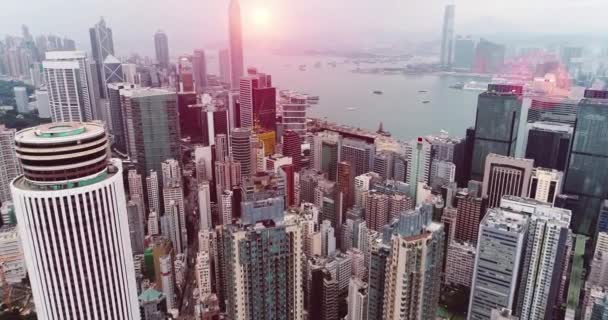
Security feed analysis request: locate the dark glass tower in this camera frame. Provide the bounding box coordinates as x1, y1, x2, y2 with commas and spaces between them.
470, 84, 523, 181
525, 122, 572, 171
563, 89, 608, 235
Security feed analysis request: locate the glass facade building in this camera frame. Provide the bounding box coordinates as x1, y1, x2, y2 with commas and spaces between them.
563, 90, 608, 235
471, 85, 523, 181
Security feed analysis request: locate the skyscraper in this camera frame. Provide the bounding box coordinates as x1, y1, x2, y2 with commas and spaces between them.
228, 0, 244, 88
563, 89, 608, 235
193, 49, 208, 93
340, 138, 375, 178
89, 17, 115, 98
107, 82, 135, 153
440, 4, 455, 68
482, 154, 534, 208
239, 68, 276, 131
154, 30, 170, 69
231, 127, 252, 177
0, 125, 20, 204
10, 122, 140, 319
120, 88, 180, 176
500, 197, 571, 320
13, 87, 28, 113
382, 209, 445, 320
43, 51, 97, 122
453, 36, 476, 71
524, 122, 572, 171
223, 222, 303, 320
473, 39, 506, 74
282, 95, 308, 139
527, 97, 578, 126
219, 48, 231, 84
407, 137, 431, 203
468, 207, 528, 320
282, 130, 302, 172
528, 168, 562, 205
455, 189, 488, 244
471, 84, 523, 180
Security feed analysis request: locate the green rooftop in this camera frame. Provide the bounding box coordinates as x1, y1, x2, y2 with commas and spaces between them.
139, 288, 164, 302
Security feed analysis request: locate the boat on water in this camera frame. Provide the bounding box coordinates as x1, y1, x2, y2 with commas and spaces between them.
418, 90, 428, 93
346, 107, 357, 111
373, 90, 383, 95
463, 81, 489, 91
298, 65, 307, 71
422, 100, 431, 104
449, 82, 464, 89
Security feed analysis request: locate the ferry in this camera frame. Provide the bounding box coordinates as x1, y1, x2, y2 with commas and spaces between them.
418, 90, 428, 93
346, 107, 357, 111
373, 90, 383, 95
422, 100, 431, 104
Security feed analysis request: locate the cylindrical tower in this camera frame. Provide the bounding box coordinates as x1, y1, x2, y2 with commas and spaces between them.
10, 122, 140, 320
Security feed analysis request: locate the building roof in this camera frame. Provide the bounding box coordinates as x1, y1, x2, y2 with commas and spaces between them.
139, 288, 164, 302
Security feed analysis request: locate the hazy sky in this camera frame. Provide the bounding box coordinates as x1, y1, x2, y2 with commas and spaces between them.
1, 0, 606, 56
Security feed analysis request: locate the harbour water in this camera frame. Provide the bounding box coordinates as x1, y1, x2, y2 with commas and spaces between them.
246, 53, 485, 140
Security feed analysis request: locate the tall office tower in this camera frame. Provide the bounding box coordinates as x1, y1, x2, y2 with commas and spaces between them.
219, 190, 234, 224
455, 189, 488, 244
382, 210, 445, 320
468, 207, 528, 320
497, 197, 572, 320
0, 126, 20, 203
453, 36, 476, 71
299, 169, 326, 204
527, 97, 578, 126
13, 87, 28, 114
239, 68, 276, 131
215, 158, 241, 196
10, 122, 140, 319
313, 133, 341, 181
340, 138, 375, 177
223, 222, 303, 320
364, 191, 389, 232
482, 154, 533, 208
320, 219, 337, 257
107, 82, 135, 153
219, 48, 231, 84
215, 134, 229, 162
127, 169, 144, 201
308, 264, 339, 320
199, 181, 212, 231
471, 84, 523, 181
228, 0, 244, 88
154, 30, 170, 69
193, 49, 208, 93
392, 155, 407, 183
282, 95, 308, 139
473, 39, 506, 74
283, 130, 302, 172
121, 63, 137, 84
524, 122, 572, 171
406, 137, 431, 203
194, 145, 213, 183
35, 89, 51, 118
231, 128, 252, 177
159, 254, 176, 310
139, 289, 168, 319
121, 88, 180, 176
89, 17, 115, 98
440, 4, 455, 68
445, 241, 476, 288
337, 161, 354, 211
161, 160, 187, 253
528, 168, 562, 205
348, 278, 368, 320
127, 198, 145, 254
177, 56, 195, 92
367, 243, 390, 320
563, 89, 608, 235
147, 170, 161, 214
43, 51, 97, 122
103, 54, 124, 90
373, 150, 394, 180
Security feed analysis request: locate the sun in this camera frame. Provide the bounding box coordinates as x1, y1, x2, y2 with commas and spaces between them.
252, 7, 271, 27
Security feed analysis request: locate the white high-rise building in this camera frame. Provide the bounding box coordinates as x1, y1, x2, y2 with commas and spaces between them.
159, 254, 176, 310
347, 278, 368, 320
219, 190, 233, 225
35, 89, 51, 118
0, 125, 21, 203
146, 170, 161, 213
196, 251, 212, 301
405, 138, 431, 202
354, 172, 381, 207
148, 210, 159, 236
198, 181, 212, 231
468, 205, 529, 320
128, 169, 144, 199
194, 145, 213, 183
320, 219, 336, 257
282, 95, 308, 139
43, 51, 97, 122
10, 122, 140, 319
13, 87, 28, 113
0, 226, 26, 284
528, 168, 562, 205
